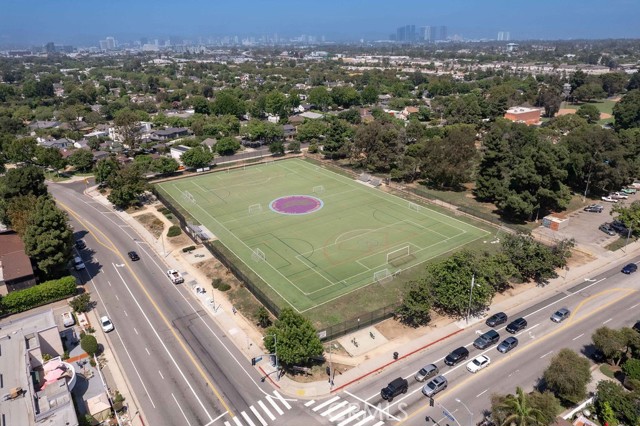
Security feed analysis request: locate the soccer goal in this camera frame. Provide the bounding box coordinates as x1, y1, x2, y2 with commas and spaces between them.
183, 190, 196, 203
374, 268, 393, 284
313, 185, 325, 195
386, 245, 414, 267
252, 248, 266, 262
248, 204, 262, 214
408, 202, 420, 212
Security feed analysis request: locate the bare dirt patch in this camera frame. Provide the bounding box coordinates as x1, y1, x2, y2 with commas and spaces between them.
566, 248, 596, 268
134, 213, 165, 238
556, 108, 577, 116
166, 232, 191, 247
600, 112, 612, 120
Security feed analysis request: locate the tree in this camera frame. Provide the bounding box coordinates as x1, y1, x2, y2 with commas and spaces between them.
308, 87, 332, 110
613, 90, 640, 130
600, 402, 618, 426
269, 141, 285, 156
151, 157, 179, 174
114, 109, 144, 150
23, 196, 74, 277
296, 119, 327, 143
215, 137, 241, 156
80, 334, 99, 357
542, 348, 591, 405
107, 166, 147, 209
443, 94, 483, 124
572, 83, 606, 102
536, 86, 562, 118
576, 104, 601, 123
601, 73, 628, 97
265, 90, 289, 118
627, 73, 640, 91
287, 140, 301, 153
94, 157, 120, 185
210, 90, 246, 118
4, 137, 38, 164
190, 96, 210, 115
331, 86, 360, 108
421, 124, 477, 189
492, 387, 544, 426
612, 201, 640, 237
595, 381, 638, 426
264, 308, 323, 366
501, 234, 572, 284
69, 293, 92, 313
256, 306, 272, 328
180, 146, 214, 169
352, 121, 405, 172
68, 149, 95, 171
361, 85, 379, 105
0, 165, 48, 199
592, 327, 627, 365
34, 146, 66, 172
527, 391, 562, 426
4, 194, 37, 236
396, 278, 432, 327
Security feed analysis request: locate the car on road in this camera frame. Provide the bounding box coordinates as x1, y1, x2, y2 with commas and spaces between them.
550, 308, 570, 323
599, 223, 617, 236
485, 312, 508, 327
622, 263, 638, 274
601, 196, 619, 203
611, 192, 629, 199
583, 204, 604, 213
73, 256, 86, 270
445, 346, 470, 366
101, 315, 114, 333
380, 377, 408, 402
474, 329, 500, 349
75, 239, 86, 249
497, 337, 519, 353
466, 355, 491, 373
415, 364, 439, 382
506, 318, 528, 334
128, 251, 140, 261
421, 375, 448, 397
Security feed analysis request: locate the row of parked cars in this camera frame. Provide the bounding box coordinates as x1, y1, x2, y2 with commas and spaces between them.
601, 187, 636, 203
380, 308, 572, 402
599, 220, 630, 237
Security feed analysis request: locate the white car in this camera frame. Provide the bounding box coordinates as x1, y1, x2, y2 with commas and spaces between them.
466, 355, 491, 373
601, 196, 619, 203
61, 311, 75, 327
101, 315, 114, 333
611, 192, 629, 199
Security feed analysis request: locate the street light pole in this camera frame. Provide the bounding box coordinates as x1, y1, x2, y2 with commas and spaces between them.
455, 398, 473, 426
465, 274, 475, 324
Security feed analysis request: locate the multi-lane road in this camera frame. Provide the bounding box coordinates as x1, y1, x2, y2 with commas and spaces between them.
51, 179, 640, 426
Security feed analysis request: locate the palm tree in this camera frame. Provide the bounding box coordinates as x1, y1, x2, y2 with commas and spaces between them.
497, 387, 545, 426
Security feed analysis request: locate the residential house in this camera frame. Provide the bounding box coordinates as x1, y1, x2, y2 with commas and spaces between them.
378, 94, 393, 106
41, 138, 74, 150
170, 145, 191, 161
267, 114, 280, 124
92, 151, 110, 162
152, 127, 191, 141
402, 106, 420, 118
0, 310, 79, 426
0, 231, 37, 295
288, 115, 305, 125
300, 111, 324, 120
202, 138, 217, 151
359, 108, 375, 123
283, 124, 296, 140
28, 120, 60, 130
294, 103, 314, 113
504, 106, 542, 125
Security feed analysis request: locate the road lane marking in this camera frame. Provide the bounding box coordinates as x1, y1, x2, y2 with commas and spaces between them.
304, 400, 316, 407
603, 318, 612, 324
108, 281, 112, 287
240, 411, 256, 426
330, 405, 359, 422
258, 400, 275, 421
249, 405, 268, 426
209, 412, 229, 424
313, 396, 340, 412
133, 328, 138, 335
273, 391, 292, 409
573, 333, 585, 341
337, 411, 365, 426
172, 393, 192, 426
123, 310, 128, 317
344, 390, 401, 421
158, 370, 164, 379
115, 294, 119, 300
476, 389, 488, 397
266, 395, 284, 415
145, 347, 150, 355
541, 351, 554, 358
628, 303, 639, 310
322, 400, 349, 417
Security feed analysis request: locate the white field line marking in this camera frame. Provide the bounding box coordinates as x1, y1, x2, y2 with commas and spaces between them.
158, 370, 164, 379
133, 328, 138, 335
257, 400, 275, 421
344, 391, 400, 421
172, 393, 192, 426
249, 405, 268, 426
145, 347, 150, 355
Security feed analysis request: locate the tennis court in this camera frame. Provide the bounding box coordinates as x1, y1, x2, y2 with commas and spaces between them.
156, 159, 490, 312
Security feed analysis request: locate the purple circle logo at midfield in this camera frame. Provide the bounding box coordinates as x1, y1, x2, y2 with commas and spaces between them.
270, 195, 324, 215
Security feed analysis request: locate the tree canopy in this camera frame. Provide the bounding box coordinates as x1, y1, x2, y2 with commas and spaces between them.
264, 308, 323, 367
542, 348, 591, 405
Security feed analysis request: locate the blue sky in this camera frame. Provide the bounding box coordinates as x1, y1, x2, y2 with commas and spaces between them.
2, 0, 640, 46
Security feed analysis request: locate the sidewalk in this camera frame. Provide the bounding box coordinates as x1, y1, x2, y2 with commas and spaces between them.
84, 184, 640, 401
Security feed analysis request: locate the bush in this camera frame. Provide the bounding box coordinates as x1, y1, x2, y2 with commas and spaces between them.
167, 225, 182, 237
256, 306, 272, 328
218, 283, 231, 292
69, 293, 92, 313
80, 334, 99, 356
212, 278, 222, 289
182, 245, 196, 253
308, 143, 319, 154
0, 276, 77, 314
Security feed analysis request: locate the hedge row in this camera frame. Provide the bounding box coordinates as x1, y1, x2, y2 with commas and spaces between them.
0, 276, 77, 315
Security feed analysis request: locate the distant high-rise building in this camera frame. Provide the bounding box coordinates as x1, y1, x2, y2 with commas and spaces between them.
396, 25, 416, 42
498, 31, 510, 41
99, 40, 108, 51
105, 36, 116, 50
439, 26, 448, 41
140, 37, 148, 45
44, 42, 55, 53
420, 26, 437, 42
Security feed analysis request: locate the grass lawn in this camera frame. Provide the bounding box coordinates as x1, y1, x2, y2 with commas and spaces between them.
561, 99, 618, 124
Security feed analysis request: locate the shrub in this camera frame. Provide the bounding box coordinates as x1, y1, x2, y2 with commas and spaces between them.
308, 143, 319, 154
80, 334, 99, 356
256, 306, 272, 328
69, 293, 92, 313
167, 225, 182, 237
182, 245, 196, 253
212, 278, 222, 289
62, 351, 70, 360
218, 283, 231, 292
0, 276, 77, 314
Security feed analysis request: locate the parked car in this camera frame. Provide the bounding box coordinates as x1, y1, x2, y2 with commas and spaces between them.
611, 221, 630, 235
101, 315, 114, 332
622, 263, 638, 274
474, 329, 500, 349
506, 318, 528, 334
73, 256, 86, 270
485, 312, 508, 327
550, 308, 570, 323
497, 337, 519, 353
611, 192, 629, 199
75, 239, 86, 249
622, 187, 637, 194
466, 355, 491, 373
422, 375, 448, 397
584, 204, 604, 213
444, 347, 470, 366
61, 311, 75, 327
415, 364, 439, 382
599, 223, 617, 236
128, 251, 140, 261
601, 196, 619, 203
380, 377, 408, 402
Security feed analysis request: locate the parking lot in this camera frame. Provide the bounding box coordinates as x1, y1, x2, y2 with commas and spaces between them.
534, 191, 639, 256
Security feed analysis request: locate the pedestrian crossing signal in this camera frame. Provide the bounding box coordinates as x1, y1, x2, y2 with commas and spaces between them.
430, 397, 434, 407
252, 357, 256, 366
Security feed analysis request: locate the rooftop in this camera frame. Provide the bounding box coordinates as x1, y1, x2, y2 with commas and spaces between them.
506, 106, 541, 114
0, 231, 34, 282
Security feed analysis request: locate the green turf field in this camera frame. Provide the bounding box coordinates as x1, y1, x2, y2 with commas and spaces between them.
157, 159, 490, 312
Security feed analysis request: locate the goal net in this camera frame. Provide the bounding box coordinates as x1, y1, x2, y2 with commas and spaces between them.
386, 245, 414, 267
408, 202, 420, 212
183, 190, 196, 203
252, 248, 266, 262
374, 269, 393, 284
248, 204, 262, 214
313, 185, 325, 195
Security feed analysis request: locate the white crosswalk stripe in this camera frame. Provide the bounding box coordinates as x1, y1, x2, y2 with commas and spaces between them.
273, 391, 292, 409
232, 416, 244, 426
313, 395, 341, 412
305, 395, 387, 426
352, 415, 376, 426
329, 405, 358, 422
241, 411, 257, 426
221, 390, 293, 426
266, 395, 284, 415
337, 411, 366, 426
321, 400, 349, 417
258, 400, 276, 421
250, 405, 268, 426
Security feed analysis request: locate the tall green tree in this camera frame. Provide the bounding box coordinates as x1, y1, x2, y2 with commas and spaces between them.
421, 124, 477, 189
264, 308, 323, 367
107, 165, 147, 209
352, 121, 405, 172
180, 146, 214, 169
396, 277, 432, 327
151, 157, 179, 174
215, 137, 241, 156
613, 90, 640, 130
23, 196, 74, 277
68, 149, 95, 172
501, 234, 572, 284
114, 109, 145, 150
594, 381, 638, 426
492, 387, 545, 426
308, 87, 332, 110
94, 157, 120, 184
576, 104, 601, 123
542, 348, 591, 405
4, 194, 38, 236
0, 165, 48, 199
210, 90, 246, 118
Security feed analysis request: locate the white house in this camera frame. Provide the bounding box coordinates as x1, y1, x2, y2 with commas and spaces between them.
170, 145, 191, 161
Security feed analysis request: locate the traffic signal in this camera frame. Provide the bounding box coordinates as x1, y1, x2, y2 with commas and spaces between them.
430, 398, 434, 407
251, 357, 256, 366
326, 366, 331, 376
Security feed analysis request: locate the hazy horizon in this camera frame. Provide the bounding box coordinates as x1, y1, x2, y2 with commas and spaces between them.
2, 0, 640, 47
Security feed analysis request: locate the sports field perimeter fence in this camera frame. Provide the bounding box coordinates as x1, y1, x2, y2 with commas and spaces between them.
316, 303, 399, 341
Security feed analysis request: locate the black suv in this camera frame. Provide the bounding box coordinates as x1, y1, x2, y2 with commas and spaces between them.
381, 377, 409, 402
444, 347, 470, 366
473, 330, 500, 349
485, 312, 508, 327
584, 204, 604, 213
611, 220, 629, 235
506, 318, 528, 334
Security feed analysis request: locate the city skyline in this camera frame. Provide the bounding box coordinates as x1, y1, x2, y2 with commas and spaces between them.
2, 0, 640, 47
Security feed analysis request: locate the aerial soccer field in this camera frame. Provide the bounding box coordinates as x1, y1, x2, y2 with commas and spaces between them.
156, 158, 490, 312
